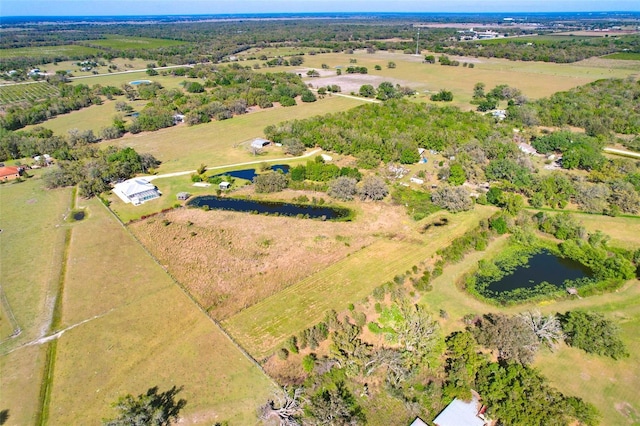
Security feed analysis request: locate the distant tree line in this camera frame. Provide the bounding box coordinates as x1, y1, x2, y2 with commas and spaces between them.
508, 77, 640, 135
445, 35, 640, 63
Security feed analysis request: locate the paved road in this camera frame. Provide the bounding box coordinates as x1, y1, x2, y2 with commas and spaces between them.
144, 148, 323, 181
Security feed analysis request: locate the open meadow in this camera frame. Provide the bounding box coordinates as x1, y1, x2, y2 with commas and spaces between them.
0, 45, 101, 60
42, 196, 276, 424
0, 174, 71, 426
247, 49, 638, 107
222, 205, 496, 359
108, 95, 364, 173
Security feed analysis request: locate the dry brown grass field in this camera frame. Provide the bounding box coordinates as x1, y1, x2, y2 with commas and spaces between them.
129, 194, 399, 320
221, 204, 497, 359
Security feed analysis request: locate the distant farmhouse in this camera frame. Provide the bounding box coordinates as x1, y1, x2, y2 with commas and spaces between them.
0, 165, 24, 181
113, 178, 161, 206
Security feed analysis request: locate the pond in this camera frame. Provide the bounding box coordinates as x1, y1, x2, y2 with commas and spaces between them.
187, 195, 351, 220
486, 250, 593, 293
210, 164, 289, 181
129, 80, 152, 85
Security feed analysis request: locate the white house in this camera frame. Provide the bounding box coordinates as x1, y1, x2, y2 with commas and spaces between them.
113, 178, 161, 206
433, 392, 489, 426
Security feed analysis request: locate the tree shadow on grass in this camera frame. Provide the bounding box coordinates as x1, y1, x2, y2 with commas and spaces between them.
103, 385, 187, 426
0, 409, 9, 425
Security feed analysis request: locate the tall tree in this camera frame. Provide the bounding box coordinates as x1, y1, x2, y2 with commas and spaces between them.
103, 386, 186, 426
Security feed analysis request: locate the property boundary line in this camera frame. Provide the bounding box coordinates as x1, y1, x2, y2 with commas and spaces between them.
99, 200, 280, 389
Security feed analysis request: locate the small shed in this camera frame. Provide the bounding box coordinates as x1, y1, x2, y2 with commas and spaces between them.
219, 181, 231, 190
176, 192, 190, 200
251, 138, 271, 150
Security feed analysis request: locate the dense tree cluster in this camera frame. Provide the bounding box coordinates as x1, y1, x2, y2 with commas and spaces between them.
265, 99, 500, 164
253, 171, 289, 193
511, 78, 640, 135
43, 145, 159, 197
560, 310, 629, 359
446, 35, 639, 64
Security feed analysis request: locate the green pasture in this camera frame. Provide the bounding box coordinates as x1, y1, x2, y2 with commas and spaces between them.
602, 52, 640, 60
0, 174, 71, 425
535, 281, 640, 426
0, 175, 71, 347
85, 35, 187, 50
577, 214, 640, 250
45, 197, 275, 424
252, 50, 637, 108
0, 44, 101, 59
109, 95, 364, 173
0, 345, 48, 425
24, 98, 126, 136
70, 70, 188, 90
223, 205, 496, 359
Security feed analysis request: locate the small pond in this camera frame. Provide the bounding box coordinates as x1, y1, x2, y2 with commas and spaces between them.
210, 164, 289, 181
129, 80, 152, 85
486, 250, 593, 293
72, 210, 85, 221
187, 196, 350, 220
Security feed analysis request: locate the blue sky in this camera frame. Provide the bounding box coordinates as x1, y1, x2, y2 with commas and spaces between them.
3, 0, 639, 16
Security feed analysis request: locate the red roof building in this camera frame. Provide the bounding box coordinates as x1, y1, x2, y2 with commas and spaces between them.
0, 166, 23, 181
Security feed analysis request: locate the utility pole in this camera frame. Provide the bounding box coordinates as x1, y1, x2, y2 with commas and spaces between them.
415, 30, 420, 55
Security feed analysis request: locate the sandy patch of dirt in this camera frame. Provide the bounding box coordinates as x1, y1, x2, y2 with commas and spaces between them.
305, 74, 419, 94
129, 193, 410, 320
615, 402, 640, 423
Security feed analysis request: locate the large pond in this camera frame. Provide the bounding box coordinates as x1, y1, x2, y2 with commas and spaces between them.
211, 164, 289, 181
486, 250, 593, 293
187, 196, 351, 220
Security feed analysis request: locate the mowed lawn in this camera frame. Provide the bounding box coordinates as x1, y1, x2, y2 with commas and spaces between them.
46, 197, 275, 425
0, 175, 71, 426
224, 205, 497, 359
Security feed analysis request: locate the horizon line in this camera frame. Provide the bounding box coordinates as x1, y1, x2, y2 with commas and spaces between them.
3, 10, 640, 18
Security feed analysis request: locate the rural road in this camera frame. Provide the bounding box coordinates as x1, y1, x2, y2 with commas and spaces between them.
603, 147, 640, 159
144, 148, 323, 181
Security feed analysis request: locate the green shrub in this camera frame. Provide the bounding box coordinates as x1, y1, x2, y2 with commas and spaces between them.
302, 353, 317, 372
